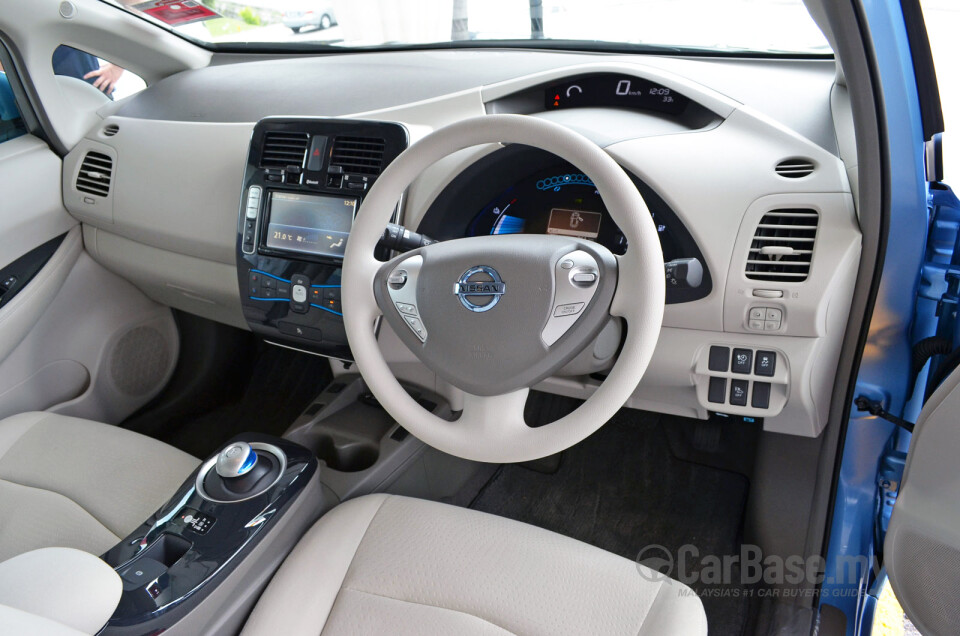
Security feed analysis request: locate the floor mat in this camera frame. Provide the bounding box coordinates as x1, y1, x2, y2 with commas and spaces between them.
155, 344, 332, 458
470, 409, 751, 635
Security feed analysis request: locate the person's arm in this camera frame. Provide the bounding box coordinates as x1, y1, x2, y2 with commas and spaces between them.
83, 62, 124, 96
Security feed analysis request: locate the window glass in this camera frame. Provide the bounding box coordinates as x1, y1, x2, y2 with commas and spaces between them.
98, 0, 831, 56
0, 59, 26, 144
51, 45, 146, 101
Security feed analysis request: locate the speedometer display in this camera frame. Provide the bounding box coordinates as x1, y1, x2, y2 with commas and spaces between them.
466, 168, 681, 261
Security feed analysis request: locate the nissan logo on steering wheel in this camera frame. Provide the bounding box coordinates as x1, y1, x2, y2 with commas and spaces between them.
453, 265, 506, 313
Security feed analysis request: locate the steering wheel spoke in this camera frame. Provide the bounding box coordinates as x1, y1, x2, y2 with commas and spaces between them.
458, 388, 531, 437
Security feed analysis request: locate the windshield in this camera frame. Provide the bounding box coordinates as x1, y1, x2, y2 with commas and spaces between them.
106, 1, 831, 55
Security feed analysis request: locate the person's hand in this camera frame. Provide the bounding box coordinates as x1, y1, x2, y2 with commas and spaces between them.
83, 62, 124, 96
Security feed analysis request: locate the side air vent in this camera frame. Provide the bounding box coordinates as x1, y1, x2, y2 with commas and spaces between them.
745, 209, 819, 282
260, 131, 309, 168
102, 123, 119, 137
75, 151, 113, 197
775, 158, 815, 178
329, 136, 386, 176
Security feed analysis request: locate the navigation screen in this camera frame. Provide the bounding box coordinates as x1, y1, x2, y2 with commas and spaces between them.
265, 192, 357, 258
546, 208, 602, 240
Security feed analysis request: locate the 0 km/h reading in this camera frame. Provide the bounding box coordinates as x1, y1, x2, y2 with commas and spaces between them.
547, 74, 687, 115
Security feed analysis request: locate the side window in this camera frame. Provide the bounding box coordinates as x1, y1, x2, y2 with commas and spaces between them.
52, 45, 145, 101
0, 56, 27, 144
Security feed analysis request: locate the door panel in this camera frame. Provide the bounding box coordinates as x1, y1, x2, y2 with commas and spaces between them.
0, 135, 79, 362
885, 363, 960, 636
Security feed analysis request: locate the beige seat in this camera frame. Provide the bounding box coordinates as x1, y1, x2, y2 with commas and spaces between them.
0, 412, 199, 562
244, 494, 707, 636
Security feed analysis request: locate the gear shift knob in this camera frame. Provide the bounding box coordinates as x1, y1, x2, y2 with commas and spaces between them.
216, 442, 257, 479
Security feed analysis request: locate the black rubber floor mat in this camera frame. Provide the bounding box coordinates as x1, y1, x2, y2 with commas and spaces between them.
470, 409, 751, 635
156, 344, 332, 458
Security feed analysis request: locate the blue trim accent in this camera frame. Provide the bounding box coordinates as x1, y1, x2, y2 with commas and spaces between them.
310, 303, 343, 317
310, 284, 342, 288
821, 2, 930, 633
250, 269, 290, 284
249, 297, 290, 302
535, 173, 594, 192
238, 450, 257, 475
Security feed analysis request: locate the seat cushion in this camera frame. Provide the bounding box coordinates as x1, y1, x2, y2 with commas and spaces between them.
243, 494, 707, 636
0, 412, 199, 562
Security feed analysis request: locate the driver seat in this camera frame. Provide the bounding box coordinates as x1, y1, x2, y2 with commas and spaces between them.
243, 494, 707, 635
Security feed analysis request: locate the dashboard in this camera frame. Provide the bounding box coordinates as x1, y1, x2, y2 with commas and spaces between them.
65, 53, 861, 438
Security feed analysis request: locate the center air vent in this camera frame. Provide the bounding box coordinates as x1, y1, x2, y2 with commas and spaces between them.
260, 131, 309, 168
329, 136, 385, 176
775, 158, 815, 178
75, 151, 113, 197
745, 209, 819, 282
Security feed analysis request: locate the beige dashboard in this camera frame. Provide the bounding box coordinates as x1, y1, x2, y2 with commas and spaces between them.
62, 52, 860, 438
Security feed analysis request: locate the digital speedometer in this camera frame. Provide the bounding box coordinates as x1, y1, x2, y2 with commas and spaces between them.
545, 74, 689, 115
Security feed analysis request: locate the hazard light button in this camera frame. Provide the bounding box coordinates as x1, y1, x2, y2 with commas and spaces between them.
306, 135, 327, 172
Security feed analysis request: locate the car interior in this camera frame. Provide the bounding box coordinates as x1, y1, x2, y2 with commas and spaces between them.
0, 0, 901, 634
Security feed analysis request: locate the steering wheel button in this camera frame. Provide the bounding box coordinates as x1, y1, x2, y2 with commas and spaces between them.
554, 302, 585, 317
560, 259, 575, 269
388, 270, 408, 289
396, 302, 418, 316
571, 271, 598, 284
403, 315, 427, 342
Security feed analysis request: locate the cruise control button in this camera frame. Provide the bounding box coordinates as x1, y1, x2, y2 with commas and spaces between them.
396, 302, 418, 316
403, 315, 427, 341
554, 302, 585, 317
732, 348, 752, 374
571, 271, 598, 284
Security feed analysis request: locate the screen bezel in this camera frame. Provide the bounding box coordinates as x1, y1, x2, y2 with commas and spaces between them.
261, 190, 359, 260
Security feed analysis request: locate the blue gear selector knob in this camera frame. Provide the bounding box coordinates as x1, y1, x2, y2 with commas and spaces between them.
215, 442, 257, 479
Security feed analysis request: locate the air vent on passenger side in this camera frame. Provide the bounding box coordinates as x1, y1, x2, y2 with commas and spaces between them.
260, 131, 309, 168
75, 151, 113, 198
745, 209, 819, 282
775, 158, 815, 178
329, 136, 386, 176
102, 123, 119, 137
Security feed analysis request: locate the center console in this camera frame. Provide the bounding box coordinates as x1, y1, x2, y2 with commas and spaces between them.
99, 435, 329, 635
237, 118, 408, 359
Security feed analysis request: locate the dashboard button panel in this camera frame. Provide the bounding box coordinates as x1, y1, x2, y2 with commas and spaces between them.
696, 345, 788, 418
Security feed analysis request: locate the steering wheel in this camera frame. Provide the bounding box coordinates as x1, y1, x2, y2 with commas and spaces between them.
342, 115, 664, 463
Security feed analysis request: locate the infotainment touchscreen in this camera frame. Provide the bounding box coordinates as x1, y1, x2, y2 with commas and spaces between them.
265, 192, 358, 258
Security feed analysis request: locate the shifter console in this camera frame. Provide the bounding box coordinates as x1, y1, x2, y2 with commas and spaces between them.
99, 435, 322, 635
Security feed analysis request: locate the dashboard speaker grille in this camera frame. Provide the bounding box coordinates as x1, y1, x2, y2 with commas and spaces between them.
775, 158, 815, 178
745, 209, 818, 282
330, 136, 386, 176
75, 151, 113, 197
260, 131, 309, 168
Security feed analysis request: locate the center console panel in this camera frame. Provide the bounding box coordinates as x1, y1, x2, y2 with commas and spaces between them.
237, 118, 408, 359
99, 435, 324, 635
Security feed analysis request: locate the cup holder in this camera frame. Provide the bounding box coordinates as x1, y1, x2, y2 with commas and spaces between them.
315, 434, 380, 472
